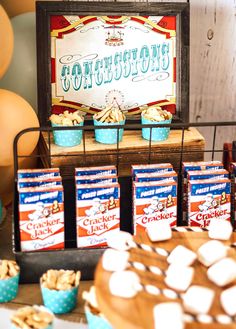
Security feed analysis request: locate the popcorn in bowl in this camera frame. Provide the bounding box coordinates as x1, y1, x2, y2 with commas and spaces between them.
0, 260, 20, 303
93, 104, 126, 144
11, 305, 54, 329
141, 106, 172, 141
49, 111, 84, 147
40, 269, 81, 314
49, 110, 84, 126
142, 106, 172, 122
41, 269, 81, 290
0, 260, 19, 280
93, 105, 125, 123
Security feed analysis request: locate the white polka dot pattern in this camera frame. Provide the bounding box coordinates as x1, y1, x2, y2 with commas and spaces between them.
52, 122, 83, 147
0, 273, 19, 303
141, 117, 172, 141
41, 286, 78, 314
94, 119, 125, 144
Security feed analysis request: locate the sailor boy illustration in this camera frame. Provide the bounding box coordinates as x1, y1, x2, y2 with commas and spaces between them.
85, 198, 107, 217
143, 196, 165, 215
28, 202, 46, 221
198, 193, 215, 212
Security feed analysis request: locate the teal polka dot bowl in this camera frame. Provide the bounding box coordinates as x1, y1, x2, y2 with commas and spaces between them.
85, 306, 113, 329
0, 273, 20, 303
41, 285, 78, 314
141, 116, 172, 141
52, 122, 83, 147
93, 119, 125, 144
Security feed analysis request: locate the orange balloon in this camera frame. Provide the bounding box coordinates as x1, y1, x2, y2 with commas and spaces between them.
0, 89, 39, 166
0, 5, 14, 79
0, 147, 38, 205
1, 0, 61, 17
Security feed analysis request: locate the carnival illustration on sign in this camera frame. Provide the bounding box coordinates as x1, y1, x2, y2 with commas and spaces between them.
50, 15, 176, 115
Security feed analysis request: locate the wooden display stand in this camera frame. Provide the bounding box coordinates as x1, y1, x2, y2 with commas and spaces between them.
40, 128, 205, 176
95, 231, 236, 329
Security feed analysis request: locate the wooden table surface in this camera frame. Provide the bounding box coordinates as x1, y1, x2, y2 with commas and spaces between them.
0, 207, 92, 324
95, 230, 236, 329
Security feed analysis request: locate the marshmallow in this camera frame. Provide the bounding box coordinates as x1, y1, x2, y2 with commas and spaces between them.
220, 285, 236, 316
146, 220, 172, 242
207, 257, 236, 287
153, 302, 184, 329
82, 286, 99, 309
208, 219, 233, 241
109, 271, 140, 298
167, 245, 197, 266
102, 249, 129, 272
165, 265, 194, 292
197, 240, 227, 267
183, 285, 215, 314
107, 231, 134, 251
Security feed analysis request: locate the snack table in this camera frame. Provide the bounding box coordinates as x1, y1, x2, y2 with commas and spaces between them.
0, 207, 92, 324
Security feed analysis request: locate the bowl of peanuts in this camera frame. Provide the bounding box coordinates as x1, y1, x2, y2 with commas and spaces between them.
40, 269, 81, 314
49, 110, 84, 147
93, 104, 126, 144
141, 106, 172, 141
11, 305, 54, 329
0, 260, 20, 303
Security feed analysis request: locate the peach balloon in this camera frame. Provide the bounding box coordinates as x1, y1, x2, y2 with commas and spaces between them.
0, 5, 14, 79
0, 147, 38, 206
1, 0, 62, 17
0, 89, 39, 166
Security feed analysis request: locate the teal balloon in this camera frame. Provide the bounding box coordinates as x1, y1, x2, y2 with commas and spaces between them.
0, 12, 37, 113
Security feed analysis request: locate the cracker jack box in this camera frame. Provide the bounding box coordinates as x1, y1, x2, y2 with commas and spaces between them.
18, 168, 60, 179
182, 161, 224, 222
188, 178, 231, 227
75, 165, 117, 177
185, 169, 229, 223
135, 171, 178, 183
75, 174, 117, 185
132, 163, 173, 179
133, 180, 177, 235
76, 183, 120, 248
187, 169, 229, 181
18, 176, 62, 189
18, 186, 64, 252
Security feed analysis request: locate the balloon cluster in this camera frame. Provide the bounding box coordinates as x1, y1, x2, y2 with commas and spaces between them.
0, 2, 44, 207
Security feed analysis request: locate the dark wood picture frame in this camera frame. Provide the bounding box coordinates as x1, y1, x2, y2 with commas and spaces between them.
36, 1, 189, 126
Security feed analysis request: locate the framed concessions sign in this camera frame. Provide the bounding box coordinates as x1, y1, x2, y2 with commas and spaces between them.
36, 2, 189, 125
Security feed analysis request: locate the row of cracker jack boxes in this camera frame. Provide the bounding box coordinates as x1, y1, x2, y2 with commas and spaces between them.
17, 161, 236, 253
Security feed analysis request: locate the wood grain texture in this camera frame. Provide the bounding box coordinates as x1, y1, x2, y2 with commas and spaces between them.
95, 231, 236, 329
41, 127, 205, 175
190, 0, 236, 155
